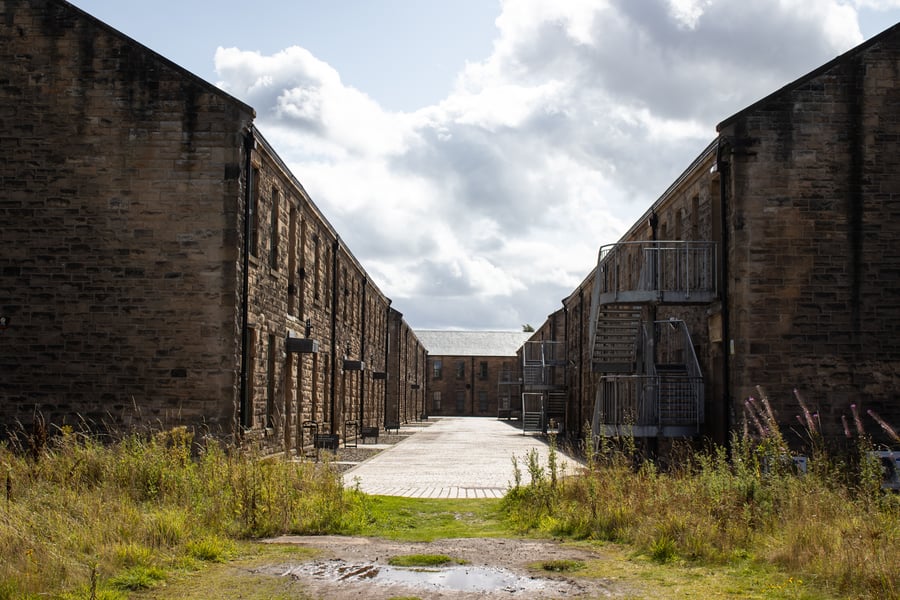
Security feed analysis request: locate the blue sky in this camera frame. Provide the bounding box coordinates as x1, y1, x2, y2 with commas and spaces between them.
69, 0, 900, 330
67, 1, 501, 111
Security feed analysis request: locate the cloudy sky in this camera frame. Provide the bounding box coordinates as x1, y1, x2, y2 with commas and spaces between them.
71, 0, 900, 331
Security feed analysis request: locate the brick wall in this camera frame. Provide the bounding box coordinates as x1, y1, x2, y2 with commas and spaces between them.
426, 355, 518, 417
0, 0, 253, 434
386, 309, 426, 425
719, 27, 900, 442
0, 0, 421, 454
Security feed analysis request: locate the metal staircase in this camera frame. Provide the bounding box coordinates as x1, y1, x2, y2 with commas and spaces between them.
591, 306, 642, 372
588, 240, 715, 442
521, 340, 567, 434
591, 321, 704, 438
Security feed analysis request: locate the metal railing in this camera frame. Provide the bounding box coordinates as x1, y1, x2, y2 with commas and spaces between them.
522, 340, 566, 387
596, 240, 716, 303
594, 374, 703, 431
591, 318, 704, 437
522, 340, 566, 365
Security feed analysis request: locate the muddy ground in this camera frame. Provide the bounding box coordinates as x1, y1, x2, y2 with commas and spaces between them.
258, 427, 625, 598
253, 535, 627, 599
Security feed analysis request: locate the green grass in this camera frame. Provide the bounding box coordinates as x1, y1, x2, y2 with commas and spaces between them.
342, 494, 509, 541
129, 543, 318, 600
571, 542, 834, 600
534, 558, 585, 573
387, 553, 467, 567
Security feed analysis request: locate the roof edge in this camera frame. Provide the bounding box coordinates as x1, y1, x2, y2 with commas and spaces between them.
54, 0, 256, 118
717, 22, 900, 131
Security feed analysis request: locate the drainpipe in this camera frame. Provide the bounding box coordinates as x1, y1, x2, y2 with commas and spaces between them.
359, 277, 367, 425
330, 237, 340, 435
470, 356, 476, 415
648, 210, 659, 363
399, 326, 405, 421
423, 349, 429, 418
239, 127, 256, 440
563, 303, 571, 432
383, 302, 391, 427
716, 137, 733, 449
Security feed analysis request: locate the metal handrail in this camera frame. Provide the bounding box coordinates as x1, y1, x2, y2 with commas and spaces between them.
595, 374, 702, 429
596, 240, 717, 301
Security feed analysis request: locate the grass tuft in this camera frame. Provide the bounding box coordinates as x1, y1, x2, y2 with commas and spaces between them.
387, 553, 466, 567
536, 559, 585, 573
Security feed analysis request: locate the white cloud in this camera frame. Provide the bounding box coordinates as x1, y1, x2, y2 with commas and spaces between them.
214, 0, 872, 330
852, 0, 900, 8
216, 46, 416, 158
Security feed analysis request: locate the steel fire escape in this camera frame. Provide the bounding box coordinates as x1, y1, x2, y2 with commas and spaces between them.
521, 340, 567, 434
497, 366, 522, 420
589, 241, 716, 440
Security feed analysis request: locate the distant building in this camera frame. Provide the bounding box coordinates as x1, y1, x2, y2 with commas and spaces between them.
417, 331, 531, 418
0, 0, 426, 452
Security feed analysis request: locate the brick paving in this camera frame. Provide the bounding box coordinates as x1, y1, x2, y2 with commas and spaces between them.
342, 416, 582, 498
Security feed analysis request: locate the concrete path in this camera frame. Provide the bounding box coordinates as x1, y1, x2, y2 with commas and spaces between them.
342, 417, 582, 498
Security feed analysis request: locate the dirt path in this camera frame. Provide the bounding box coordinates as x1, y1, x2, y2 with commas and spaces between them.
253, 535, 626, 599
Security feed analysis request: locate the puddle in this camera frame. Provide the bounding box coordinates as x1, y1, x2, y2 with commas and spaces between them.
268, 559, 555, 594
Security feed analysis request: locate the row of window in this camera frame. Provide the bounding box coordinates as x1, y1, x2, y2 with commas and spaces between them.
432, 359, 492, 380
250, 165, 386, 339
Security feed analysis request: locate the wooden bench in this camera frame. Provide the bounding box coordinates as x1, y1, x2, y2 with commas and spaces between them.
360, 426, 379, 443
384, 421, 400, 434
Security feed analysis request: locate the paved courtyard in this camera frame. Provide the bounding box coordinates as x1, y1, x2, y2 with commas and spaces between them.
342, 416, 582, 498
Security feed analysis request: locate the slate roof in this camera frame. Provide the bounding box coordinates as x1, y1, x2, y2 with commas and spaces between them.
415, 330, 532, 357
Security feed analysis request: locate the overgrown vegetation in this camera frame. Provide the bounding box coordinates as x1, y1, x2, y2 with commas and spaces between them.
3, 389, 899, 598
503, 388, 900, 599
0, 425, 365, 598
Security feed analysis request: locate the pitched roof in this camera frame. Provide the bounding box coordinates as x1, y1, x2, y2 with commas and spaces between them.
415, 330, 531, 357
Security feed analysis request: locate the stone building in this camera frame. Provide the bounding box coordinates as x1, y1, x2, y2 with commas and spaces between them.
386, 308, 427, 426
417, 331, 531, 418
529, 23, 900, 448
0, 0, 425, 453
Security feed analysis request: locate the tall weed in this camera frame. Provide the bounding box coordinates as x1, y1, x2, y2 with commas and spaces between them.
503, 408, 900, 598
0, 424, 357, 597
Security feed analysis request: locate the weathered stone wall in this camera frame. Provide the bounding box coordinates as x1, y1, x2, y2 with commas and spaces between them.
561, 279, 592, 438
386, 309, 426, 425
720, 27, 900, 443
0, 0, 253, 435
0, 0, 419, 454
241, 134, 401, 454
